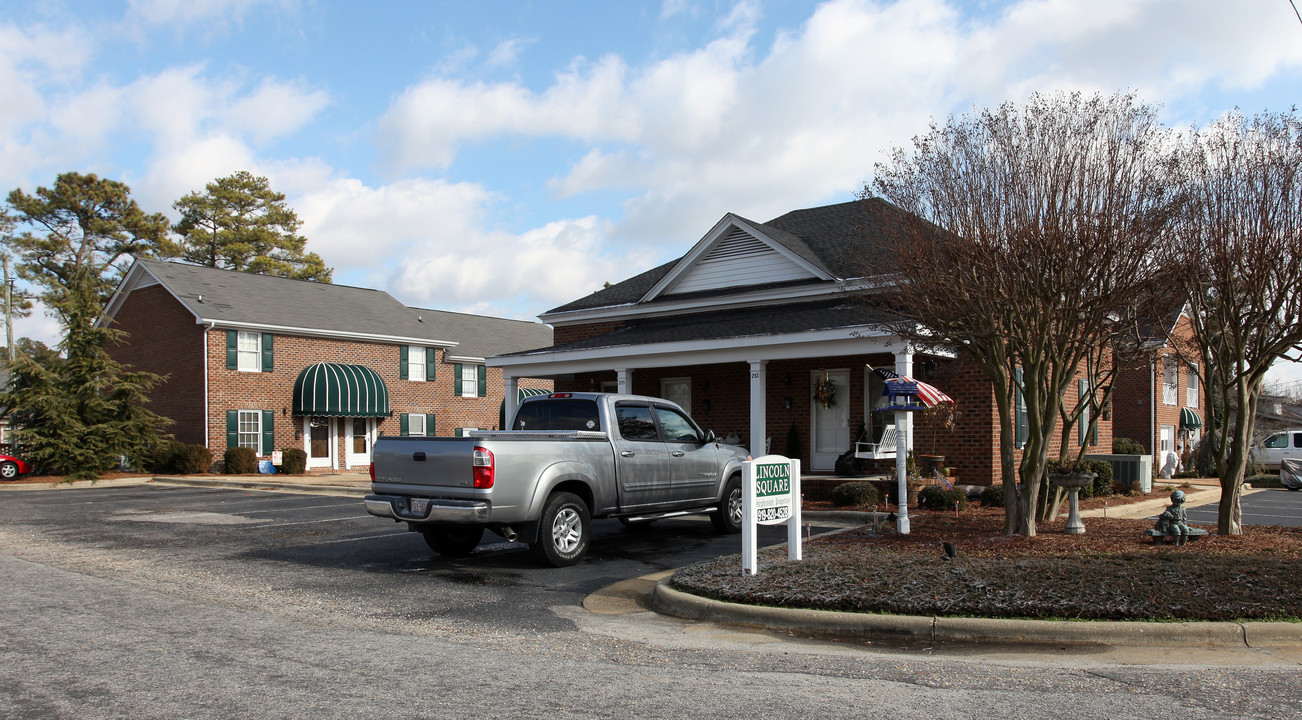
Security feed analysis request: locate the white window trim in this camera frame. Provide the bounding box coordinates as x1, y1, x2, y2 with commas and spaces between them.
237, 331, 261, 373
408, 413, 427, 437
237, 409, 262, 454
660, 377, 692, 413
1162, 363, 1178, 406
461, 364, 482, 398
407, 345, 427, 382
1186, 362, 1199, 409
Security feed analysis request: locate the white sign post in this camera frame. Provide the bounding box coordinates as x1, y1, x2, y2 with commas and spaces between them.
741, 455, 802, 576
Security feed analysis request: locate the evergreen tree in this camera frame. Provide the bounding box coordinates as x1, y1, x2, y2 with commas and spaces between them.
2, 172, 175, 478
173, 171, 333, 282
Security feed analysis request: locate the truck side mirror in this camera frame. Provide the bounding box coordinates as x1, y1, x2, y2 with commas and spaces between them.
703, 429, 716, 444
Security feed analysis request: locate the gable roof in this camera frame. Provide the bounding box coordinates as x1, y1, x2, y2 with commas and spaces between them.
545, 198, 907, 316
104, 260, 550, 349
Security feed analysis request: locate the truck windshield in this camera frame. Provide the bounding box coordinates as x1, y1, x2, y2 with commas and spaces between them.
513, 399, 601, 431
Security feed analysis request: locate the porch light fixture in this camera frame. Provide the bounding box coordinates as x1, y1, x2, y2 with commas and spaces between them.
784, 396, 793, 409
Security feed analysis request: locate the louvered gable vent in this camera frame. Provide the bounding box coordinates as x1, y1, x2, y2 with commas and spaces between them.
664, 226, 816, 295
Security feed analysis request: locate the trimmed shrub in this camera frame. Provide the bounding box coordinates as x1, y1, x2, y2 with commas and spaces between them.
172, 444, 212, 474
1248, 474, 1282, 488
980, 484, 1006, 507
1080, 458, 1114, 498
138, 441, 180, 473
830, 480, 881, 507
918, 485, 967, 511
1113, 437, 1146, 455
224, 446, 258, 474
279, 448, 307, 475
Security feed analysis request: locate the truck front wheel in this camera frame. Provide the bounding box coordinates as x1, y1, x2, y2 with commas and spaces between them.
532, 492, 590, 567
711, 476, 744, 534
421, 526, 485, 557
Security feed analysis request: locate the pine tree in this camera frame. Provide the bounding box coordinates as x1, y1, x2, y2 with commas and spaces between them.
173, 171, 333, 282
2, 172, 175, 478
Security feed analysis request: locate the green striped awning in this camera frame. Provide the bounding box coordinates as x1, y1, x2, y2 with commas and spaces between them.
1180, 407, 1203, 430
292, 362, 391, 417
519, 387, 550, 401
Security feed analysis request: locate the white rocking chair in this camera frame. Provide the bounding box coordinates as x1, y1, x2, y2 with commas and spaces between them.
855, 426, 898, 460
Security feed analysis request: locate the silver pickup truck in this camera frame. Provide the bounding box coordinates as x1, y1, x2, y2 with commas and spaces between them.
364, 392, 750, 566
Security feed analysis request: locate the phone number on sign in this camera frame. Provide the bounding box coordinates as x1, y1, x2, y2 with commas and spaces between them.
756, 506, 790, 523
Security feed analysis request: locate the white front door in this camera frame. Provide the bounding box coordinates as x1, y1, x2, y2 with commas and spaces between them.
305, 416, 336, 469
811, 369, 851, 471
344, 417, 374, 469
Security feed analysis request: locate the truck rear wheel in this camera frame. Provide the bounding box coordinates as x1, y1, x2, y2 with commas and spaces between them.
532, 491, 590, 567
711, 476, 743, 534
421, 526, 485, 557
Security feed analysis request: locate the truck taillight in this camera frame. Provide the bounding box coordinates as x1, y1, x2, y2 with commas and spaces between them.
369, 462, 375, 483
472, 446, 495, 489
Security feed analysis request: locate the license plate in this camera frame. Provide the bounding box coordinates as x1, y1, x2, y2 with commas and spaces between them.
409, 498, 431, 515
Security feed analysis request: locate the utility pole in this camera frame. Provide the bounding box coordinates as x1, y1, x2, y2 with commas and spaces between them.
3, 256, 12, 363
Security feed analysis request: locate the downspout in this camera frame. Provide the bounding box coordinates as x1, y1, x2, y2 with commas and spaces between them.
1150, 360, 1156, 464
205, 322, 215, 450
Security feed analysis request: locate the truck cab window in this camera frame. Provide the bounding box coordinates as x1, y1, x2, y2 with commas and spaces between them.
616, 405, 658, 440
513, 399, 600, 431
1266, 433, 1288, 449
654, 406, 701, 443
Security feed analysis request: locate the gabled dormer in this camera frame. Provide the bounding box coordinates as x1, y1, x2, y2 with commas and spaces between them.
640, 213, 834, 302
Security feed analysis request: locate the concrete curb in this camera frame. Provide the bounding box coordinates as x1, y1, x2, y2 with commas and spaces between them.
152, 476, 368, 496
650, 576, 1302, 648
0, 477, 156, 491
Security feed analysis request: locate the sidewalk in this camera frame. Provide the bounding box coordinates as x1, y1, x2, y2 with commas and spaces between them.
0, 471, 372, 496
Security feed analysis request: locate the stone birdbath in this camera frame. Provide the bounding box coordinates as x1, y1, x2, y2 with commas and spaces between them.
1049, 471, 1096, 535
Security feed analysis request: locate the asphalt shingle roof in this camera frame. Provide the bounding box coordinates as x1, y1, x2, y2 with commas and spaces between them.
545, 198, 907, 315
408, 308, 553, 359
130, 260, 550, 351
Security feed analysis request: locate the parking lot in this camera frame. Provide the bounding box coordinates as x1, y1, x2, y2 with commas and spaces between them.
1186, 486, 1302, 527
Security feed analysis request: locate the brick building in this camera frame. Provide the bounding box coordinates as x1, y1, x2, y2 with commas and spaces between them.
1113, 311, 1204, 472
492, 199, 1113, 485
102, 260, 552, 471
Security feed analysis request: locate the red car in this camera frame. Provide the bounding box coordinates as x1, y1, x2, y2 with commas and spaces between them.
0, 455, 31, 480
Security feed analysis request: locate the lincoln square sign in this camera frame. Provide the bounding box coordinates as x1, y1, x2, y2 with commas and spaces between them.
741, 455, 803, 575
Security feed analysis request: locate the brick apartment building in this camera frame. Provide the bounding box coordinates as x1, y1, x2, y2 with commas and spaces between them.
102, 260, 552, 471
491, 199, 1113, 486
1113, 311, 1204, 473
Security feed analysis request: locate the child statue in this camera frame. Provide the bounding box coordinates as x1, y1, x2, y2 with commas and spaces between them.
1154, 489, 1191, 545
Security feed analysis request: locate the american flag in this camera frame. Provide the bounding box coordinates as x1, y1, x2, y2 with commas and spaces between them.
872, 366, 954, 407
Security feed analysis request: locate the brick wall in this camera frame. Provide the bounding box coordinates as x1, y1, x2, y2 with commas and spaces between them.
105, 284, 208, 444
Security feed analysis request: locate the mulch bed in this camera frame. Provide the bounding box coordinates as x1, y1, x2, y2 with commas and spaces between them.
672, 506, 1302, 622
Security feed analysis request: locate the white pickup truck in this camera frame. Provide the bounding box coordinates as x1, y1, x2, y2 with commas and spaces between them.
364, 392, 750, 566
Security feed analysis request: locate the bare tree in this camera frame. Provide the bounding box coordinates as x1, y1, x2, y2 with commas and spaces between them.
1166, 110, 1302, 535
861, 92, 1178, 536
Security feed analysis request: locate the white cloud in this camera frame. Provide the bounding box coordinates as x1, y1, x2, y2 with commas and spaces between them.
221, 78, 331, 145
125, 0, 291, 29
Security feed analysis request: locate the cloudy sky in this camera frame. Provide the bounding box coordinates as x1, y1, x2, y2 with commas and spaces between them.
4, 0, 1302, 387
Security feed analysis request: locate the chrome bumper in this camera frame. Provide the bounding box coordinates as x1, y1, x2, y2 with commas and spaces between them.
364, 494, 491, 523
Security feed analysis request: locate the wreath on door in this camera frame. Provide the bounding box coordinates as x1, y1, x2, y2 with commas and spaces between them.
812, 376, 837, 409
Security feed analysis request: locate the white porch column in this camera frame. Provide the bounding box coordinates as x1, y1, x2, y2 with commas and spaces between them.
616, 368, 632, 394
748, 360, 768, 458
503, 374, 518, 429
894, 349, 914, 535
894, 351, 914, 449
